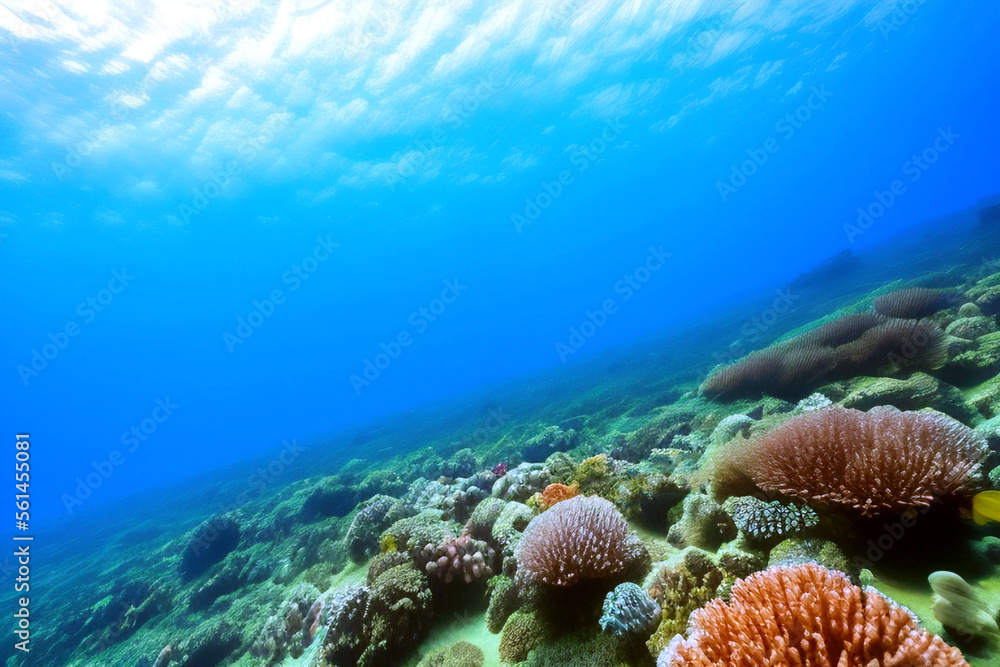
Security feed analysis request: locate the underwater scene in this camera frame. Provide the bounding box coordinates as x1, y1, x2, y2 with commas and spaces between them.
3, 1, 1000, 666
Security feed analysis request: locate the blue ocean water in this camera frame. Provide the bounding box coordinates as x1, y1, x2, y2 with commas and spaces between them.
1, 5, 1000, 664
2, 1, 998, 525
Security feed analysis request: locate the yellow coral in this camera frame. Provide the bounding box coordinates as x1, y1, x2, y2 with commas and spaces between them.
573, 454, 618, 499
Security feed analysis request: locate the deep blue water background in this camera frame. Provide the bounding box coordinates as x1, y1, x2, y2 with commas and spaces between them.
1, 2, 999, 528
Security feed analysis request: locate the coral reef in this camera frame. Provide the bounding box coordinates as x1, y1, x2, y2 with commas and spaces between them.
347, 494, 405, 563
322, 561, 434, 666
417, 641, 485, 667
703, 406, 989, 516
599, 582, 661, 637
420, 534, 496, 583
250, 584, 323, 664
537, 482, 580, 509
180, 514, 241, 581
491, 501, 535, 576
382, 509, 462, 558
492, 462, 551, 503
403, 475, 491, 523
657, 563, 970, 667
498, 610, 548, 664
700, 309, 951, 401
766, 537, 856, 581
666, 491, 736, 550
644, 547, 725, 658
724, 495, 818, 546
873, 287, 959, 318
516, 495, 649, 587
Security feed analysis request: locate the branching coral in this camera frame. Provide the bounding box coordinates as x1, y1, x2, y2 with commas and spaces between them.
516, 495, 648, 587
657, 563, 970, 667
704, 406, 988, 517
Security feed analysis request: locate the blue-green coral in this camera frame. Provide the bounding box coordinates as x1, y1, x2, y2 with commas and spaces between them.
599, 582, 661, 637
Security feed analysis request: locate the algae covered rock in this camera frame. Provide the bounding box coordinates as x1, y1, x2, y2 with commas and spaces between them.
709, 414, 754, 447
382, 509, 462, 557
417, 641, 485, 667
767, 537, 857, 582
486, 575, 523, 634
666, 491, 736, 550
943, 331, 1000, 386
499, 610, 548, 664
180, 514, 241, 581
840, 373, 976, 423
946, 315, 997, 339
300, 481, 359, 520
644, 547, 724, 658
347, 494, 405, 563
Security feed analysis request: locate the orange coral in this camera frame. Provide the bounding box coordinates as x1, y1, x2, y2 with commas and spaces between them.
539, 482, 580, 510
705, 406, 988, 516
659, 563, 969, 667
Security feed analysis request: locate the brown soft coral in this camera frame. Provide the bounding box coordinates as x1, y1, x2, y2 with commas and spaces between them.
702, 406, 987, 517
658, 563, 970, 667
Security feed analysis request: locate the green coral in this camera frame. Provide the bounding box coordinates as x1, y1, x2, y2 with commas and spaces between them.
381, 509, 461, 556
767, 537, 857, 582
361, 564, 434, 666
573, 454, 618, 498
417, 641, 485, 667
523, 629, 641, 666
643, 547, 724, 659
486, 575, 521, 634
499, 610, 549, 664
